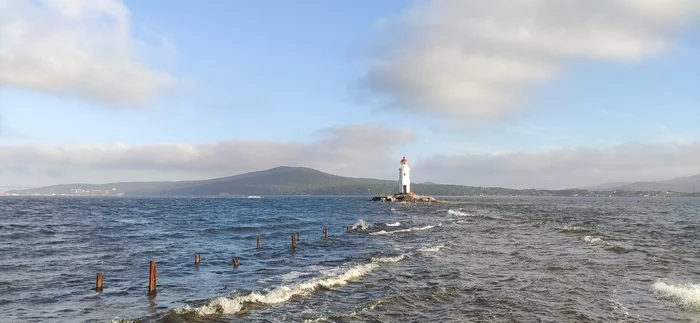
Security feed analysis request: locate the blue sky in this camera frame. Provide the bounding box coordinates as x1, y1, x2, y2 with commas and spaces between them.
0, 0, 698, 189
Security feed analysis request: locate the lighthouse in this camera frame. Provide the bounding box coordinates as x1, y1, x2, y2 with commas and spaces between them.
398, 156, 411, 194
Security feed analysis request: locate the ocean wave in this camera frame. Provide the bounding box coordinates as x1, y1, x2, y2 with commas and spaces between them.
562, 226, 583, 232
280, 271, 307, 281
653, 281, 700, 310
419, 245, 445, 253
385, 222, 401, 227
351, 219, 369, 231
372, 254, 408, 263
174, 262, 385, 316
369, 225, 436, 236
447, 209, 469, 216
583, 236, 603, 244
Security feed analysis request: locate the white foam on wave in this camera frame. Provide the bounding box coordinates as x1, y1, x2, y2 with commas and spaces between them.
447, 209, 469, 216
372, 254, 408, 263
175, 261, 386, 316
386, 222, 401, 227
419, 244, 444, 253
562, 226, 583, 232
584, 235, 603, 244
369, 224, 436, 236
653, 281, 700, 310
351, 219, 369, 230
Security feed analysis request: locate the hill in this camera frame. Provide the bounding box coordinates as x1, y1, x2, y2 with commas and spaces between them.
5, 166, 698, 197
588, 174, 700, 193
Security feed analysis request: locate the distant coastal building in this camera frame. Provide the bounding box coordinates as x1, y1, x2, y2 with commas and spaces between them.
399, 156, 411, 194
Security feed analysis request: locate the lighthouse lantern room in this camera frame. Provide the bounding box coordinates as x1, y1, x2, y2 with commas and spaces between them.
399, 156, 411, 194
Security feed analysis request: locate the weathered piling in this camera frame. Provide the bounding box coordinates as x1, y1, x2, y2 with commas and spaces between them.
233, 258, 240, 267
95, 272, 103, 292
195, 254, 200, 265
296, 232, 300, 241
257, 236, 261, 249
148, 260, 157, 295
291, 234, 297, 249
323, 227, 328, 238
346, 226, 350, 233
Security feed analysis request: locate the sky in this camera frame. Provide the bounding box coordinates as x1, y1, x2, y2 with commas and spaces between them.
0, 0, 699, 190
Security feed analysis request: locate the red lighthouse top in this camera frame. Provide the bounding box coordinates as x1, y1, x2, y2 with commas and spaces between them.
400, 156, 408, 164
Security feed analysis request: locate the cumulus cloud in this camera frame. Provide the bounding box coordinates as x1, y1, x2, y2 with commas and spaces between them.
360, 0, 700, 118
415, 141, 700, 189
0, 0, 176, 105
0, 124, 414, 186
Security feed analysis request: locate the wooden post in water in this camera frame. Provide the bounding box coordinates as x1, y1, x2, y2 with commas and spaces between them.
233, 258, 240, 267
148, 260, 157, 295
346, 226, 350, 233
291, 234, 297, 249
296, 232, 300, 241
257, 236, 261, 249
195, 254, 200, 265
323, 227, 328, 238
95, 272, 103, 292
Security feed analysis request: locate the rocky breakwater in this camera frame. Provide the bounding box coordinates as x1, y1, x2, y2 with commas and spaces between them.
371, 193, 440, 203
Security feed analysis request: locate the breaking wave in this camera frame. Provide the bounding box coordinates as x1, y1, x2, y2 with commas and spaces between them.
562, 226, 583, 232
653, 281, 700, 310
447, 209, 469, 216
386, 222, 401, 227
419, 245, 445, 253
351, 219, 369, 231
584, 236, 603, 244
175, 263, 379, 316
173, 254, 411, 317
369, 225, 437, 236
372, 254, 408, 263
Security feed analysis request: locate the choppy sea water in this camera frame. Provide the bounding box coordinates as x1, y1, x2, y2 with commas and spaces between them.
1, 196, 699, 322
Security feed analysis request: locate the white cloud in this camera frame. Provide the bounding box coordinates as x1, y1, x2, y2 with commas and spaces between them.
361, 0, 700, 118
0, 0, 176, 106
415, 141, 700, 189
0, 124, 414, 186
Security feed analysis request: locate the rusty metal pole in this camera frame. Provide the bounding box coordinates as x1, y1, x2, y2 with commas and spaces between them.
292, 234, 296, 249
95, 272, 103, 292
324, 227, 328, 238
257, 236, 261, 249
195, 254, 200, 265
233, 257, 239, 267
148, 260, 157, 295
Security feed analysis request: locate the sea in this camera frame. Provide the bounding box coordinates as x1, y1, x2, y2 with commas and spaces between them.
0, 196, 699, 322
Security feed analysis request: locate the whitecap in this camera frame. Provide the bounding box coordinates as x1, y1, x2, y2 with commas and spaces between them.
584, 235, 603, 244
386, 222, 401, 227
351, 219, 369, 230
419, 244, 444, 253
175, 263, 381, 316
372, 254, 408, 263
562, 226, 582, 232
653, 281, 700, 310
369, 225, 435, 236
447, 209, 469, 216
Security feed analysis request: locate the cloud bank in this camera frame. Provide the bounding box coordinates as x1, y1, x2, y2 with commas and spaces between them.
415, 141, 700, 189
361, 0, 700, 118
0, 124, 414, 186
0, 0, 176, 105
1, 131, 698, 190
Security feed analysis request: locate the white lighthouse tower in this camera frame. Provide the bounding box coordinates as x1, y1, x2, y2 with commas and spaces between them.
398, 156, 411, 194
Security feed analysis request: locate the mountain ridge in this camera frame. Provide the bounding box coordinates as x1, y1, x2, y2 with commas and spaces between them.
5, 166, 698, 197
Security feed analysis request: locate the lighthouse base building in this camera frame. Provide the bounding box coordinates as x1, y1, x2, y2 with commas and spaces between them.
370, 156, 439, 203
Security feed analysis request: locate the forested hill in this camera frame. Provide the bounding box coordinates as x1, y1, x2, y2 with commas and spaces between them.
5, 166, 693, 197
